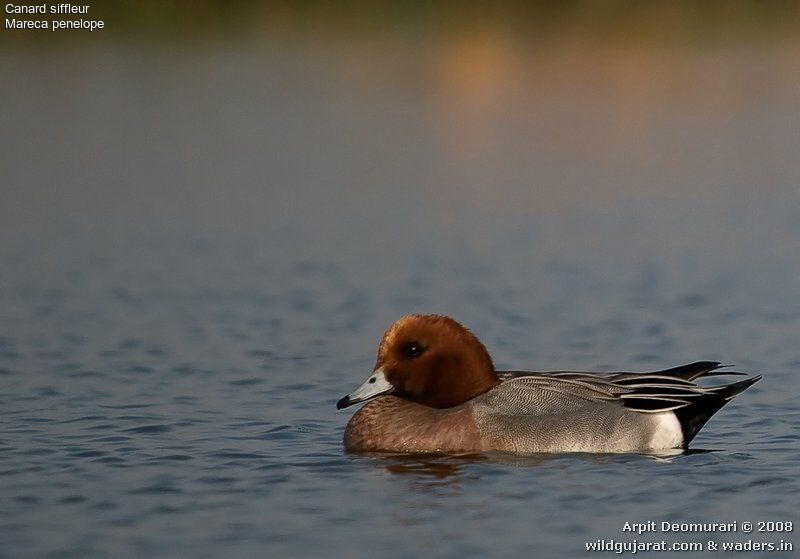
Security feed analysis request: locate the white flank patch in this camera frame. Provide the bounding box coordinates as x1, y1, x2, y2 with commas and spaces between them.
649, 411, 684, 449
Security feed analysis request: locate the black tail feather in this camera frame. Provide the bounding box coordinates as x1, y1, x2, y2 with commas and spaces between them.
714, 375, 762, 400
674, 375, 761, 446
649, 361, 723, 381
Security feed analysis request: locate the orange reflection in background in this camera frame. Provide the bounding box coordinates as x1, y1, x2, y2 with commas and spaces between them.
429, 29, 800, 214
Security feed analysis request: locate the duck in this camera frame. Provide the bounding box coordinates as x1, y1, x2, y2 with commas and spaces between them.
336, 314, 760, 454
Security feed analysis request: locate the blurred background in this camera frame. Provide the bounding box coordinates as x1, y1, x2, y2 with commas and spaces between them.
3, 1, 800, 363
2, 2, 800, 558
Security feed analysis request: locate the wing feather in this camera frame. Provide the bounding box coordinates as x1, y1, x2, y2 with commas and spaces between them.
494, 364, 748, 415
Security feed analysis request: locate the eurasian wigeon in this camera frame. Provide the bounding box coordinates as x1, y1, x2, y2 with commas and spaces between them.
336, 315, 760, 454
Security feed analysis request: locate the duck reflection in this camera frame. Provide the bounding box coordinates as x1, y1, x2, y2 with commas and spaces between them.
372, 447, 715, 487
380, 453, 484, 488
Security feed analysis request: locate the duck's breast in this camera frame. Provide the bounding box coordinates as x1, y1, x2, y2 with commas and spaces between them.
344, 396, 483, 453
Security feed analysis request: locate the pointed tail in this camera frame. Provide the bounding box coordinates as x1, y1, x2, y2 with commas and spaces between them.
674, 375, 761, 446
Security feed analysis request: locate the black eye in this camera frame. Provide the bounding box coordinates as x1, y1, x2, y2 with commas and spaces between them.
404, 342, 424, 358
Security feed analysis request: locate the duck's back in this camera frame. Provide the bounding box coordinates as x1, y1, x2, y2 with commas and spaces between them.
469, 376, 683, 453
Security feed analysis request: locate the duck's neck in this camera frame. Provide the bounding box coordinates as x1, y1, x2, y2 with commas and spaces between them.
415, 361, 501, 408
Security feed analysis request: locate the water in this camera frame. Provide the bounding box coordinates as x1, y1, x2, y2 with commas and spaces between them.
2, 29, 800, 558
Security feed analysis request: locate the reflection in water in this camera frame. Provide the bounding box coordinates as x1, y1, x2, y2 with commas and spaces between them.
382, 454, 485, 488
373, 447, 726, 537
377, 447, 712, 485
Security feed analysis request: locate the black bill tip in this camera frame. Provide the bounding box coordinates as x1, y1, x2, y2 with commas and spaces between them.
336, 395, 354, 410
